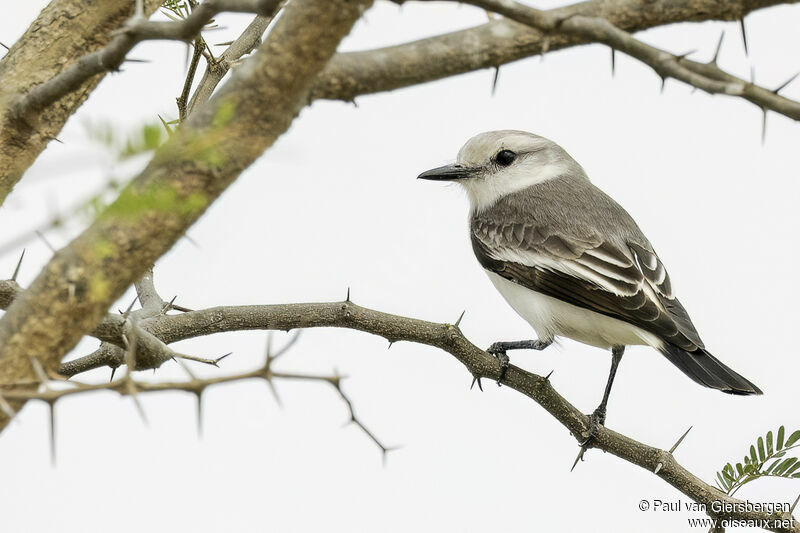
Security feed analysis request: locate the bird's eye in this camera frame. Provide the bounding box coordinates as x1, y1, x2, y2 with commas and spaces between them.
495, 149, 516, 166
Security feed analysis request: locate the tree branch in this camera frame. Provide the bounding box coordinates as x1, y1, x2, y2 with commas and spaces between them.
0, 0, 162, 205
310, 0, 800, 107
2, 290, 796, 530
456, 0, 800, 120
7, 0, 279, 121
187, 8, 283, 113
0, 0, 371, 433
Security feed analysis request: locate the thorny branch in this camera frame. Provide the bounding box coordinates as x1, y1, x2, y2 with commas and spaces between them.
187, 7, 283, 113
9, 0, 280, 119
0, 269, 796, 531
0, 0, 370, 442
310, 0, 800, 111
4, 329, 392, 459
9, 0, 800, 133
457, 0, 800, 131
0, 0, 163, 203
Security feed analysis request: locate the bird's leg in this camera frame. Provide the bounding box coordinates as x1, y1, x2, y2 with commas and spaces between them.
572, 345, 625, 470
484, 339, 552, 387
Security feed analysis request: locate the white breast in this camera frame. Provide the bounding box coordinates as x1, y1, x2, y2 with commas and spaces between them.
485, 270, 663, 350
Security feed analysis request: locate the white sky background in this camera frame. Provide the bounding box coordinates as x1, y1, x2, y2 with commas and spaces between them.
1, 1, 799, 532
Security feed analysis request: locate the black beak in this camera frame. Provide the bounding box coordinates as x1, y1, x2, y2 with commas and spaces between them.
417, 163, 473, 181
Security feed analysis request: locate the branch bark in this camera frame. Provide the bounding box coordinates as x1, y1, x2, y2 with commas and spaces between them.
0, 0, 372, 432
0, 0, 162, 204
310, 0, 799, 102
458, 0, 800, 119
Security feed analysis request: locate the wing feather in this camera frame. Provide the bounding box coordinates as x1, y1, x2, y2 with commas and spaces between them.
471, 220, 704, 350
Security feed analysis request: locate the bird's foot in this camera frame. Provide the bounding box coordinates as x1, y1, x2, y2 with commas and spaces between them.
486, 343, 510, 386
571, 407, 606, 471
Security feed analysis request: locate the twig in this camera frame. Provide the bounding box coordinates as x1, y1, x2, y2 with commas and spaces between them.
11, 0, 283, 117
310, 0, 800, 122
177, 36, 205, 120
5, 334, 392, 455
187, 10, 279, 113
457, 0, 800, 121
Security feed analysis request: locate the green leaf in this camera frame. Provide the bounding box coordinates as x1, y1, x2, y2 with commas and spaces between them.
722, 465, 735, 482
765, 458, 781, 474
716, 426, 800, 496
784, 461, 800, 477
775, 457, 797, 475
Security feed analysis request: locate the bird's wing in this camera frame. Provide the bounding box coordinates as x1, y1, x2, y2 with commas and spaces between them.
471, 218, 704, 351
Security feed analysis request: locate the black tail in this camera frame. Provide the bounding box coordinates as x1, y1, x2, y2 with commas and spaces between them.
659, 344, 762, 395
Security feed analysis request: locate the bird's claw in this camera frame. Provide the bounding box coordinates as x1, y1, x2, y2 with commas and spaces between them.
486, 344, 510, 386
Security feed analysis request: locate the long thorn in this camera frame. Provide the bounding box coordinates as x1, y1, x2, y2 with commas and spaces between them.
571, 446, 587, 472
790, 492, 800, 514
761, 108, 768, 145
35, 230, 55, 252
48, 401, 57, 466
773, 71, 799, 94
454, 310, 466, 328
130, 392, 148, 425
271, 330, 302, 361
610, 48, 615, 77
264, 331, 273, 363
470, 376, 483, 392
214, 352, 232, 365
491, 66, 500, 96
266, 379, 282, 407
122, 296, 139, 319
196, 390, 204, 438
711, 31, 725, 64
162, 294, 178, 314
669, 426, 693, 453
739, 18, 748, 56
11, 248, 25, 282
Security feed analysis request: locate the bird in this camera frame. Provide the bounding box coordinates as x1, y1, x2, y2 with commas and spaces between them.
418, 130, 762, 442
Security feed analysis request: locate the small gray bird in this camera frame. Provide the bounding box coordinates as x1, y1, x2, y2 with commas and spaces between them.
419, 130, 761, 435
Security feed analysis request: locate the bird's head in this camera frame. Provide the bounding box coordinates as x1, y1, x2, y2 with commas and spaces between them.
418, 130, 585, 211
